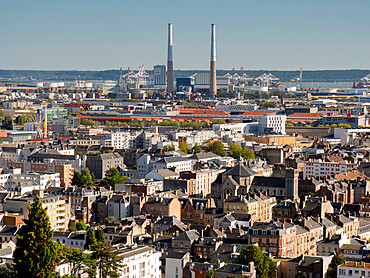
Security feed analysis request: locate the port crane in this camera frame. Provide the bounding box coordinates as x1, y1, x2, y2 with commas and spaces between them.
291, 68, 303, 88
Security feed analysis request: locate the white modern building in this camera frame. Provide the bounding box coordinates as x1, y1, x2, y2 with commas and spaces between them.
257, 114, 286, 134
119, 245, 161, 278
101, 132, 133, 149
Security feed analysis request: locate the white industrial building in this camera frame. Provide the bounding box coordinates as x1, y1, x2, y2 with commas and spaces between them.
193, 72, 231, 91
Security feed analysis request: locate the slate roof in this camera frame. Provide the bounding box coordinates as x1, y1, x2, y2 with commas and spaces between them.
158, 156, 190, 164
224, 164, 258, 177
155, 216, 186, 229
251, 176, 285, 188
298, 256, 324, 267
188, 152, 219, 160
166, 252, 188, 259
216, 263, 251, 274
149, 169, 179, 178
174, 230, 200, 242
145, 197, 174, 206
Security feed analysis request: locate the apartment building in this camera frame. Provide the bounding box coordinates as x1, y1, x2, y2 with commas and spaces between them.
100, 132, 134, 149
0, 169, 60, 194
3, 191, 71, 231
180, 170, 219, 196
142, 197, 181, 220
303, 159, 357, 179
248, 221, 297, 258
295, 217, 324, 257
179, 198, 214, 225
0, 161, 73, 186
119, 245, 161, 278
223, 192, 273, 222
86, 152, 124, 180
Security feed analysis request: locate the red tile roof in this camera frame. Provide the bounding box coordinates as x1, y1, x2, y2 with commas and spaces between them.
288, 113, 324, 118
241, 111, 275, 116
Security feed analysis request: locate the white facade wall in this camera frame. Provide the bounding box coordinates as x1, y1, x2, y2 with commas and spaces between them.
303, 161, 357, 179
102, 132, 132, 149
258, 114, 286, 134
195, 170, 219, 196
337, 264, 370, 278
0, 172, 60, 191
54, 235, 85, 249
151, 160, 192, 173
120, 246, 161, 278
137, 154, 152, 178
165, 258, 184, 278
107, 199, 131, 219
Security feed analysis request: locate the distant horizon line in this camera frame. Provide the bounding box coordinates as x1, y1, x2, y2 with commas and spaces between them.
1, 68, 370, 72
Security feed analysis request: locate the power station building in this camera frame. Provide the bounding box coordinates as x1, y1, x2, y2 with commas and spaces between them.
193, 72, 230, 92
153, 65, 166, 88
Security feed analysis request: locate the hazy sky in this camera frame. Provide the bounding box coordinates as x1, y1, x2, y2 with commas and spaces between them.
1, 0, 369, 70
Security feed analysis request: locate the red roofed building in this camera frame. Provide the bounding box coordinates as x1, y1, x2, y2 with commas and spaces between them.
288, 113, 324, 121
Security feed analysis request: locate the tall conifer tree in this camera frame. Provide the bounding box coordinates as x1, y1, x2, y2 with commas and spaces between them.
84, 228, 97, 250
14, 195, 60, 278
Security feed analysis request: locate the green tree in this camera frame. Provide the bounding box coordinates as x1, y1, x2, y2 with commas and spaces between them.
2, 115, 13, 130
72, 169, 83, 187
206, 268, 220, 278
327, 251, 345, 278
89, 242, 124, 278
193, 143, 202, 154
75, 221, 88, 231
84, 228, 97, 250
81, 119, 95, 126
295, 272, 307, 278
100, 168, 126, 190
95, 228, 105, 243
179, 141, 190, 154
164, 144, 175, 152
0, 265, 16, 278
14, 195, 61, 278
63, 246, 91, 278
16, 114, 36, 125
286, 122, 294, 127
0, 109, 5, 121
236, 245, 277, 278
241, 148, 255, 160
79, 168, 95, 187
228, 143, 243, 158
259, 102, 275, 108
205, 141, 226, 157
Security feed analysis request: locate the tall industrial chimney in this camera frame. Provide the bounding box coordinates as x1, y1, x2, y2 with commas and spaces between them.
210, 24, 217, 95
167, 23, 174, 94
